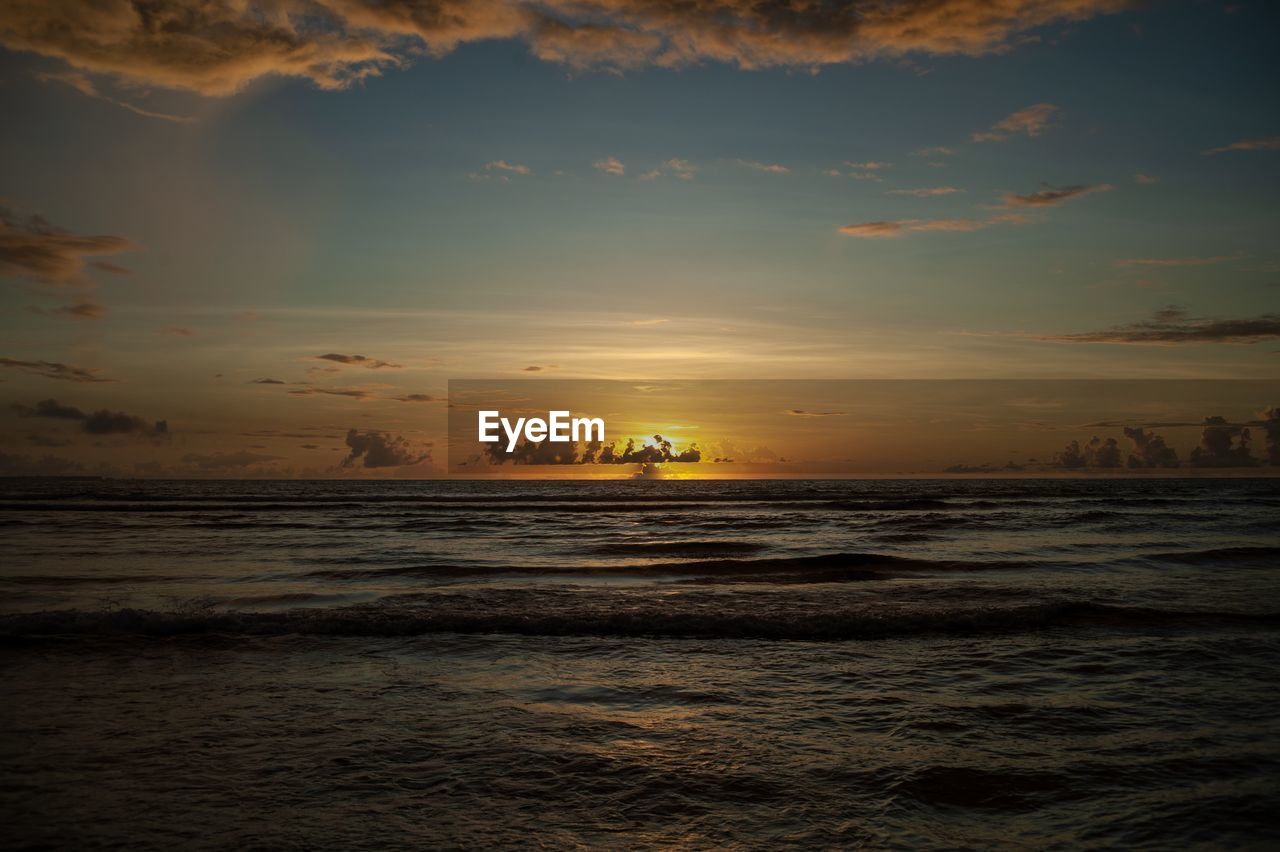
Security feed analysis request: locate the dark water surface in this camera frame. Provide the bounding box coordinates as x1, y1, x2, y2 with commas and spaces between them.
2, 478, 1278, 848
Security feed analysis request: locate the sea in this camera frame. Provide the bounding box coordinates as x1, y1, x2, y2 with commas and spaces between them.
2, 477, 1278, 849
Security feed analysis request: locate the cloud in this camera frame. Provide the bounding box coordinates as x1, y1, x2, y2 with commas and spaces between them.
1001, 183, 1112, 207
1189, 417, 1259, 468
640, 158, 697, 181
289, 387, 376, 400
0, 2, 1130, 96
887, 186, 962, 197
0, 358, 113, 383
785, 409, 845, 417
943, 461, 1023, 474
249, 378, 286, 384
0, 451, 86, 477
913, 147, 953, 157
83, 409, 168, 437
1134, 173, 1158, 184
480, 434, 700, 466
161, 326, 195, 336
343, 429, 430, 468
838, 217, 992, 238
392, 393, 435, 402
1044, 308, 1280, 345
1258, 408, 1280, 466
484, 159, 532, 175
315, 353, 401, 369
846, 161, 891, 170
1115, 255, 1233, 268
1203, 136, 1280, 156
1, 207, 135, 285
736, 159, 789, 174
181, 451, 285, 470
1122, 426, 1179, 469
1051, 436, 1123, 469
30, 302, 106, 319
973, 103, 1059, 142
35, 69, 193, 122
594, 156, 626, 176
14, 397, 169, 440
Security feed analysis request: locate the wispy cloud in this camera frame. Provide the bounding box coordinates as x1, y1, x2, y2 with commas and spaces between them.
887, 186, 962, 197
913, 146, 953, 157
973, 103, 1059, 142
1203, 136, 1280, 155
288, 387, 377, 400
0, 358, 113, 383
1001, 183, 1112, 207
1134, 173, 1158, 184
838, 218, 993, 238
785, 409, 846, 417
735, 159, 789, 174
484, 159, 532, 175
35, 69, 193, 122
1115, 255, 1234, 268
30, 302, 106, 319
1044, 308, 1280, 345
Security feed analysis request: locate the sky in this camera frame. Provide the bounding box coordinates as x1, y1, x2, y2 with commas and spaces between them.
0, 0, 1277, 478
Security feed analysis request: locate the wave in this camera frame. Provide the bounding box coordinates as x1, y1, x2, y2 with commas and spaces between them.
586, 541, 769, 557
298, 551, 1023, 582
1145, 546, 1280, 565
2, 601, 1275, 642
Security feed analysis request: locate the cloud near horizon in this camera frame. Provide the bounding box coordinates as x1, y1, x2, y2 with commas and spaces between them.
0, 2, 1133, 96
15, 398, 169, 440
343, 428, 430, 468
1045, 308, 1280, 345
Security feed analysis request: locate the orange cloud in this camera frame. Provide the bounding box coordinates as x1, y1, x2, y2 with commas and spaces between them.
0, 1, 1131, 96
972, 103, 1059, 142
1203, 136, 1280, 155
838, 217, 990, 238
594, 156, 626, 176
736, 159, 789, 174
1, 207, 135, 285
1001, 183, 1112, 207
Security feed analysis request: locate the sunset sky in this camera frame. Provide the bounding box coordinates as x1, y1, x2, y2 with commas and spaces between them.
1, 0, 1277, 477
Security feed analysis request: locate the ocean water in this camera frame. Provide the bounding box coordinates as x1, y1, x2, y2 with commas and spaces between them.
2, 477, 1278, 848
